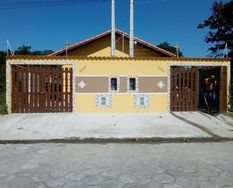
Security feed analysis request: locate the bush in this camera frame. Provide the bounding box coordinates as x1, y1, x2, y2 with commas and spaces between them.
0, 91, 7, 115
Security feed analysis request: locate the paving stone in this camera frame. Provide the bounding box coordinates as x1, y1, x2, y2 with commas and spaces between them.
63, 181, 84, 188
51, 170, 68, 178
175, 177, 199, 188
100, 170, 119, 179
45, 178, 66, 187
152, 174, 174, 184
65, 172, 86, 181
198, 181, 218, 188
0, 143, 233, 187
221, 170, 233, 179
22, 163, 39, 170
83, 168, 101, 176
122, 183, 149, 188
101, 179, 120, 188
81, 175, 102, 186
163, 183, 182, 188
208, 176, 233, 187
166, 169, 187, 178
118, 174, 138, 184
8, 176, 39, 188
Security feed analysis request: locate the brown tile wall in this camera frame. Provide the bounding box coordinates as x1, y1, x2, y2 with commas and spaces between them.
76, 77, 108, 93
76, 76, 167, 93
138, 77, 167, 93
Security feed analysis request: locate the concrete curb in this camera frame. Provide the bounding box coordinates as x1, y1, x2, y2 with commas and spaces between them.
0, 137, 233, 144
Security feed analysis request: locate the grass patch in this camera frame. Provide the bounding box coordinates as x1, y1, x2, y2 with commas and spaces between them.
0, 91, 7, 115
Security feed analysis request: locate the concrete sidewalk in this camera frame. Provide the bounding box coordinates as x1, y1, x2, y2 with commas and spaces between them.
0, 112, 233, 143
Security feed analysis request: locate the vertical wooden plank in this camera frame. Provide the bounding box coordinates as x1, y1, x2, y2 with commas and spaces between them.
25, 66, 29, 113
56, 67, 61, 112
31, 68, 35, 113
60, 68, 64, 112
184, 72, 187, 111
44, 66, 50, 112
188, 71, 191, 111
65, 68, 68, 112
178, 71, 182, 111
11, 66, 16, 113
33, 68, 37, 112
219, 66, 227, 113
193, 69, 198, 111
55, 67, 58, 112
35, 67, 39, 112
18, 68, 22, 113
69, 68, 73, 112
51, 67, 55, 112
39, 67, 44, 113
174, 70, 178, 111
170, 68, 174, 111
190, 70, 194, 111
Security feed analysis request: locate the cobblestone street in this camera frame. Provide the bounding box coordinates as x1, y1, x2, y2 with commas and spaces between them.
0, 142, 233, 188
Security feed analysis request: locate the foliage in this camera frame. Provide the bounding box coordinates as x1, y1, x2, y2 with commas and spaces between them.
14, 45, 53, 55
157, 42, 183, 57
0, 51, 6, 92
14, 45, 32, 55
198, 0, 233, 57
0, 89, 7, 114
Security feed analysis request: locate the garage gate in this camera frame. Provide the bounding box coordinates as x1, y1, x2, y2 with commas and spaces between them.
170, 66, 227, 112
12, 65, 73, 113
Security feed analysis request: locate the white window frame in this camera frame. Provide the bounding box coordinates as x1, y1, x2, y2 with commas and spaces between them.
96, 94, 112, 108
134, 94, 150, 108
109, 76, 120, 93
127, 76, 138, 93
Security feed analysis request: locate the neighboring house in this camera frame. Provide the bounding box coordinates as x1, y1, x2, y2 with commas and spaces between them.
6, 29, 231, 113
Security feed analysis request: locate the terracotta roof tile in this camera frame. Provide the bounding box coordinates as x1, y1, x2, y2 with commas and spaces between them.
7, 55, 231, 62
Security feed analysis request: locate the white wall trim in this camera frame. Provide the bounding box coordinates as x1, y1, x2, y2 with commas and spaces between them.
76, 75, 167, 77
75, 93, 168, 95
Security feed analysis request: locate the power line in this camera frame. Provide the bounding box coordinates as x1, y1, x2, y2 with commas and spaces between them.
135, 0, 169, 5
0, 0, 109, 10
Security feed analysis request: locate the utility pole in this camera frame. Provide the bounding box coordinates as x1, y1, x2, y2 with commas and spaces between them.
175, 43, 180, 58
111, 0, 116, 57
65, 41, 69, 57
129, 0, 134, 58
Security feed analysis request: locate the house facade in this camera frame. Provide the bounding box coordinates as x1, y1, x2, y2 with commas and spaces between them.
6, 30, 231, 113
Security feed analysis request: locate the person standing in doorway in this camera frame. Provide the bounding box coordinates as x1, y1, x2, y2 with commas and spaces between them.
202, 75, 217, 114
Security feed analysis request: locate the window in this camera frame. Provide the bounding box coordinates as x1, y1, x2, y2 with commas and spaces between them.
134, 94, 149, 108
109, 76, 119, 93
139, 96, 145, 106
127, 76, 138, 92
129, 78, 136, 91
111, 78, 117, 91
96, 94, 112, 108
101, 96, 106, 106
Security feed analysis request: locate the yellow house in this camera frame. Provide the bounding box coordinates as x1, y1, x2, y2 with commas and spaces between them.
6, 29, 231, 113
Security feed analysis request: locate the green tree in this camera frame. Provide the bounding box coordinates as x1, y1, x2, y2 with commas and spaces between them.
0, 51, 6, 92
32, 50, 54, 55
158, 42, 183, 57
14, 45, 53, 55
198, 0, 233, 57
14, 45, 32, 55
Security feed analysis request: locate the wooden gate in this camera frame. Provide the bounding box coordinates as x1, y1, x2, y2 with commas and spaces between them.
12, 65, 73, 113
170, 67, 198, 111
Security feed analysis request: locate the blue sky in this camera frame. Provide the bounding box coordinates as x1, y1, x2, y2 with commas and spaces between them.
0, 0, 226, 57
